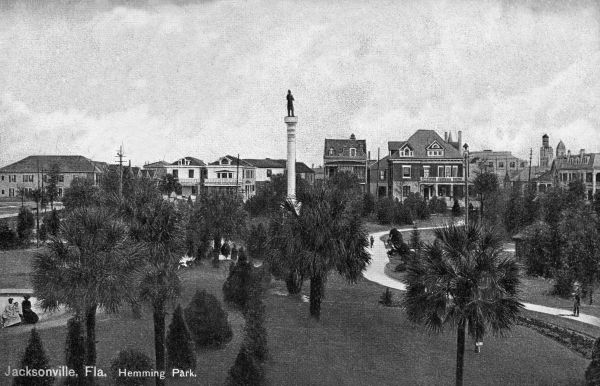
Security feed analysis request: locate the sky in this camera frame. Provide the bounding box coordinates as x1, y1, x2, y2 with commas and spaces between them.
0, 0, 599, 168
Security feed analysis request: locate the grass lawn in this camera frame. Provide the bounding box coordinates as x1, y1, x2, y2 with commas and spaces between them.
0, 248, 38, 288
0, 254, 590, 386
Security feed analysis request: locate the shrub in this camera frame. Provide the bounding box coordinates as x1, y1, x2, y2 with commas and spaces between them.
13, 329, 54, 386
225, 347, 265, 386
362, 193, 376, 217
379, 288, 393, 306
110, 349, 154, 386
376, 198, 395, 224
184, 290, 233, 348
16, 207, 35, 244
223, 259, 255, 311
243, 295, 268, 362
393, 203, 413, 225
44, 209, 60, 237
64, 318, 85, 386
0, 222, 19, 249
552, 268, 575, 298
409, 224, 421, 250
166, 305, 196, 372
231, 245, 239, 261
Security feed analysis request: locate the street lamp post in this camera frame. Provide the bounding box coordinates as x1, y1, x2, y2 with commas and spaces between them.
463, 143, 469, 227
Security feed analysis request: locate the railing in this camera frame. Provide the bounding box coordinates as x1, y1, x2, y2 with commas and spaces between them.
177, 178, 201, 185
420, 177, 463, 183
203, 178, 242, 186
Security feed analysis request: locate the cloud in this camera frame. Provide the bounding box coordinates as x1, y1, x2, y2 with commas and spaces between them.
0, 0, 598, 167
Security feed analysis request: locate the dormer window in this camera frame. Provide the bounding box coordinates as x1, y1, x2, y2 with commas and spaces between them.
426, 141, 444, 157
349, 148, 356, 157
221, 158, 230, 165
400, 146, 413, 157
329, 147, 335, 156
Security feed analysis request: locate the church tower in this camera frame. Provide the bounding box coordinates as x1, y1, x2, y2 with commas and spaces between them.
539, 134, 553, 170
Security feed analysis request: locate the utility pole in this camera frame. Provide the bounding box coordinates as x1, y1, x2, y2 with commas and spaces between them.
116, 145, 124, 199
463, 143, 469, 227
528, 148, 533, 186
365, 151, 369, 194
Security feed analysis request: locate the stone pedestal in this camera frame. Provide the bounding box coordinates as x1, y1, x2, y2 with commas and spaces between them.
284, 116, 298, 200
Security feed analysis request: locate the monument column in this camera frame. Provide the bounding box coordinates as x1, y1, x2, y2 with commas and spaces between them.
284, 116, 298, 200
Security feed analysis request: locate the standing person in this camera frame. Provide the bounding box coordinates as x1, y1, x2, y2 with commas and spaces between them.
573, 290, 581, 317
1, 298, 21, 327
370, 235, 374, 248
21, 295, 39, 324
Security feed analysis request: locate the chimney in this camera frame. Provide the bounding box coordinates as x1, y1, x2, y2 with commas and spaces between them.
458, 131, 462, 151
128, 160, 131, 167
444, 131, 448, 142
350, 133, 356, 140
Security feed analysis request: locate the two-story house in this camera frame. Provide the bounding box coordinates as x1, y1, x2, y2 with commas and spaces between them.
323, 134, 368, 187
243, 158, 315, 191
387, 130, 465, 201
166, 157, 207, 198
0, 155, 105, 199
551, 147, 600, 200
204, 155, 257, 201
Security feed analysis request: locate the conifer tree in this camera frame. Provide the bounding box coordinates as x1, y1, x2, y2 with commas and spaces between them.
13, 329, 54, 386
410, 224, 421, 250
225, 347, 264, 386
64, 318, 85, 386
166, 305, 196, 372
184, 290, 233, 348
243, 293, 268, 362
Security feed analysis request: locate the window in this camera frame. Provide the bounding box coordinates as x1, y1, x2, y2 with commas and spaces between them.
498, 162, 504, 168
329, 148, 335, 156
445, 166, 451, 177
191, 186, 197, 195
423, 166, 430, 178
402, 186, 410, 197
452, 166, 458, 177
217, 172, 233, 179
1, 190, 3, 195
350, 148, 356, 157
438, 166, 444, 177
379, 170, 386, 180
427, 150, 444, 157
9, 175, 16, 182
189, 170, 194, 178
172, 170, 178, 178
0, 176, 3, 181
22, 175, 34, 183
402, 148, 413, 157
245, 170, 254, 179
402, 166, 411, 178
488, 162, 494, 169
267, 169, 272, 177
510, 162, 516, 169
520, 162, 526, 168
221, 159, 230, 165
9, 188, 14, 197
58, 175, 64, 183
58, 188, 63, 196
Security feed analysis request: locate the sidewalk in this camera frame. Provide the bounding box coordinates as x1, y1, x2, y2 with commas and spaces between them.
364, 229, 600, 328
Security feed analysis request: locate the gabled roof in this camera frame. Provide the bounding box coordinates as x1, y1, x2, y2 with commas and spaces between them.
324, 136, 367, 159
243, 159, 286, 168
208, 155, 254, 167
171, 157, 205, 167
0, 155, 104, 173
369, 155, 390, 170
144, 160, 171, 169
389, 130, 462, 159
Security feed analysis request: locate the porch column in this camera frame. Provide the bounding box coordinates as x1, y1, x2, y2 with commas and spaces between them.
593, 171, 597, 196
434, 184, 438, 197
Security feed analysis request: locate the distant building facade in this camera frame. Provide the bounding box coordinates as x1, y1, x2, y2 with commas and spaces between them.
165, 157, 206, 197
205, 155, 256, 201
539, 134, 553, 170
386, 130, 465, 201
323, 134, 368, 186
0, 155, 105, 199
243, 159, 315, 189
551, 148, 600, 200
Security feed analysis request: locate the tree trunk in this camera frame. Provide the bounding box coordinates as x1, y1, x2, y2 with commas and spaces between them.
85, 304, 97, 385
455, 320, 466, 386
285, 270, 303, 295
153, 303, 166, 386
590, 285, 594, 305
309, 274, 324, 320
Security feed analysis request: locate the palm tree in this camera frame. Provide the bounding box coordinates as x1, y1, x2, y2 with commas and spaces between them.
403, 223, 523, 386
32, 207, 140, 379
268, 186, 370, 320
126, 195, 185, 386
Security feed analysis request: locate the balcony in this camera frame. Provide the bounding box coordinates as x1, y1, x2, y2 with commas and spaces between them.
420, 177, 463, 183
178, 178, 201, 186
204, 178, 243, 186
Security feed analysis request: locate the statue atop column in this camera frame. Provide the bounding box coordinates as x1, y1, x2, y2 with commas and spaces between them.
286, 90, 295, 117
